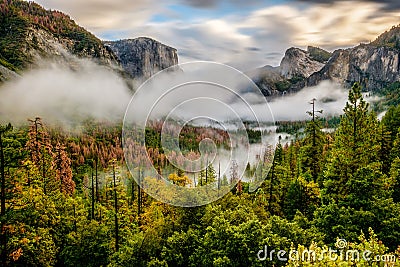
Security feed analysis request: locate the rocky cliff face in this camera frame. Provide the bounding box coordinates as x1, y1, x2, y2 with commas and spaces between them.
280, 47, 325, 79
251, 25, 400, 95
104, 38, 179, 80
24, 27, 120, 70
307, 44, 400, 91
0, 1, 180, 85
0, 65, 18, 83
248, 47, 325, 96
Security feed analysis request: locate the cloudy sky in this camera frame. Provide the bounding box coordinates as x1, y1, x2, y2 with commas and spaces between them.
34, 0, 400, 71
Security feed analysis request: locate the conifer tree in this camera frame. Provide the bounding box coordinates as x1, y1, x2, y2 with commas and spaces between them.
301, 98, 324, 181
323, 82, 380, 203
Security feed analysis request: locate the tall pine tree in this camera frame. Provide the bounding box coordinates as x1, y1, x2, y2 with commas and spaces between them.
323, 82, 380, 203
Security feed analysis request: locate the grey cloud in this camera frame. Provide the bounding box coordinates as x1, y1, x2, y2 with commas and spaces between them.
180, 0, 264, 8
246, 47, 261, 51
179, 0, 218, 8
294, 0, 400, 10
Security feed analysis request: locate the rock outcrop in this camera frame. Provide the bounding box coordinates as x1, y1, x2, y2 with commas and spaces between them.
307, 44, 400, 91
0, 65, 19, 83
104, 38, 179, 80
24, 27, 120, 70
280, 47, 325, 79
0, 0, 124, 84
0, 1, 180, 85
251, 25, 400, 95
247, 47, 325, 97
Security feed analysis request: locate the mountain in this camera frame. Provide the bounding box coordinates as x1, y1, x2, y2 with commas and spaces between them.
248, 46, 329, 96
0, 0, 119, 72
0, 0, 178, 84
104, 38, 179, 81
307, 44, 400, 90
308, 26, 400, 91
251, 25, 400, 96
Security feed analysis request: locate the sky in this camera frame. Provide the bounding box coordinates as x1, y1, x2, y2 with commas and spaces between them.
33, 0, 400, 71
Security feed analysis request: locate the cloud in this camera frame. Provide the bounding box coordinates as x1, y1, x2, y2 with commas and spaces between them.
179, 0, 265, 8
34, 0, 164, 32
180, 0, 218, 8
242, 1, 400, 49
267, 81, 348, 121
295, 0, 400, 10
0, 58, 132, 127
127, 1, 400, 70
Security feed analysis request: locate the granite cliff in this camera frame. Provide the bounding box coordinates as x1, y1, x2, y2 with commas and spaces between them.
307, 41, 400, 91
251, 25, 400, 96
104, 38, 179, 80
248, 46, 328, 96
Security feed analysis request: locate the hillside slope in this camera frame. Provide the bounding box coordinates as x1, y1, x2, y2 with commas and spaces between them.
0, 0, 119, 73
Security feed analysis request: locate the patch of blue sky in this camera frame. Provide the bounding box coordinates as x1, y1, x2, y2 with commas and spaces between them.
98, 30, 130, 41
161, 0, 288, 22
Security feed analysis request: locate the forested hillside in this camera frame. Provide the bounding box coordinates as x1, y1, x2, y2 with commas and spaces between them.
0, 0, 118, 73
0, 82, 399, 266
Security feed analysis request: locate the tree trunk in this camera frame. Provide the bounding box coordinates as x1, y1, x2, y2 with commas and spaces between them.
91, 167, 95, 220
113, 164, 119, 252
0, 132, 6, 266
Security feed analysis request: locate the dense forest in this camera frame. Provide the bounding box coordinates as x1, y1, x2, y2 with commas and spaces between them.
0, 82, 399, 266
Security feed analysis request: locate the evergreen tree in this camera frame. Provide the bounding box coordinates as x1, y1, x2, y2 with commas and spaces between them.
323, 82, 380, 203
301, 98, 325, 182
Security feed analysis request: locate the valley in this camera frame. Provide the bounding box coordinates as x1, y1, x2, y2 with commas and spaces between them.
0, 1, 400, 266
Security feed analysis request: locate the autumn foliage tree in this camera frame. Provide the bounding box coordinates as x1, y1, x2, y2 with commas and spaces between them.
26, 117, 54, 193
54, 142, 75, 195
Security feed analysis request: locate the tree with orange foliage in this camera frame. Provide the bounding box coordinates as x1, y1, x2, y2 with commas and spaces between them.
26, 117, 54, 194
54, 142, 75, 196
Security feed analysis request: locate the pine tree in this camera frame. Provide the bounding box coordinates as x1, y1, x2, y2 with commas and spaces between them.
301, 98, 325, 181
323, 82, 380, 203
267, 142, 283, 213
378, 123, 392, 175
198, 163, 216, 186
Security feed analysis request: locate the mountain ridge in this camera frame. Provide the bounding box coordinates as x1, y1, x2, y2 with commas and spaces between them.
251, 25, 400, 96
1, 0, 400, 96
